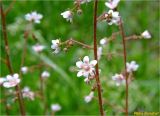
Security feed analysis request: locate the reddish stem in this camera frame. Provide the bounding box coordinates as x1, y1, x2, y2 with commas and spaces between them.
0, 3, 26, 116
93, 0, 104, 115
119, 19, 128, 116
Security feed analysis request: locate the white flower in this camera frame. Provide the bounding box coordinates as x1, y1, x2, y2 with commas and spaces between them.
80, 0, 92, 4
21, 66, 28, 74
51, 39, 60, 54
22, 86, 35, 101
112, 74, 125, 86
141, 30, 151, 39
51, 104, 61, 112
97, 47, 102, 60
61, 10, 73, 22
100, 38, 107, 45
25, 11, 43, 23
41, 71, 50, 78
107, 10, 120, 25
76, 56, 97, 78
105, 0, 120, 9
32, 44, 45, 53
0, 78, 6, 85
84, 91, 94, 103
126, 61, 139, 73
3, 74, 20, 88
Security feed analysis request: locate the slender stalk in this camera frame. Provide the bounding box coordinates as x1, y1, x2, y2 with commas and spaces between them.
119, 18, 128, 116
19, 34, 28, 77
39, 72, 47, 114
4, 0, 16, 15
69, 38, 93, 49
93, 0, 104, 115
0, 3, 26, 115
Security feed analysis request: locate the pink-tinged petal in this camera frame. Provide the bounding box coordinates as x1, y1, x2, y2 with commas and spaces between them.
83, 56, 89, 63
90, 60, 97, 66
6, 75, 12, 80
105, 2, 114, 9
76, 61, 83, 68
16, 79, 21, 84
3, 82, 11, 88
83, 72, 89, 78
77, 71, 83, 77
13, 73, 19, 79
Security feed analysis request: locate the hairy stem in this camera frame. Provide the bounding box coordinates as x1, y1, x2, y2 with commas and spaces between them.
0, 3, 26, 116
93, 0, 104, 115
119, 19, 128, 116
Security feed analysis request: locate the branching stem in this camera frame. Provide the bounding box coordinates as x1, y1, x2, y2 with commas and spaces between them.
0, 3, 26, 116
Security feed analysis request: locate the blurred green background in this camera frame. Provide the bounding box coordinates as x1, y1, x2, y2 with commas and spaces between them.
0, 0, 159, 115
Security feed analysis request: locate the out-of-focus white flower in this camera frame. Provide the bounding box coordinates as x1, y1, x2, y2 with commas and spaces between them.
80, 0, 92, 4
41, 71, 50, 78
0, 78, 6, 85
32, 44, 45, 53
100, 38, 107, 45
105, 0, 120, 9
21, 66, 28, 74
61, 10, 73, 22
51, 39, 60, 54
141, 30, 151, 39
25, 11, 43, 23
112, 74, 125, 86
106, 10, 120, 25
3, 74, 20, 88
84, 91, 94, 103
126, 61, 139, 73
51, 104, 61, 112
22, 86, 35, 101
76, 56, 97, 78
97, 47, 102, 60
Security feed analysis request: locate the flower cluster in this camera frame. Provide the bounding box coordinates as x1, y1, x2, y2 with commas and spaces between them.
1, 74, 20, 88
76, 56, 97, 77
51, 104, 61, 112
112, 74, 125, 86
21, 66, 28, 74
61, 11, 73, 22
22, 86, 35, 101
126, 61, 139, 73
41, 71, 50, 79
25, 11, 43, 24
61, 0, 91, 23
112, 61, 139, 86
32, 44, 45, 53
141, 30, 151, 39
51, 39, 61, 54
105, 10, 120, 25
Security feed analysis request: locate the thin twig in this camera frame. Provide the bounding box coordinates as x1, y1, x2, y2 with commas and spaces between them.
93, 0, 104, 115
119, 19, 128, 116
4, 0, 16, 15
0, 3, 26, 116
19, 32, 28, 77
66, 38, 93, 49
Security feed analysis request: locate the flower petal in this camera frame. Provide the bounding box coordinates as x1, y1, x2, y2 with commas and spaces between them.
77, 71, 83, 77
90, 60, 97, 66
83, 56, 89, 63
76, 61, 83, 68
